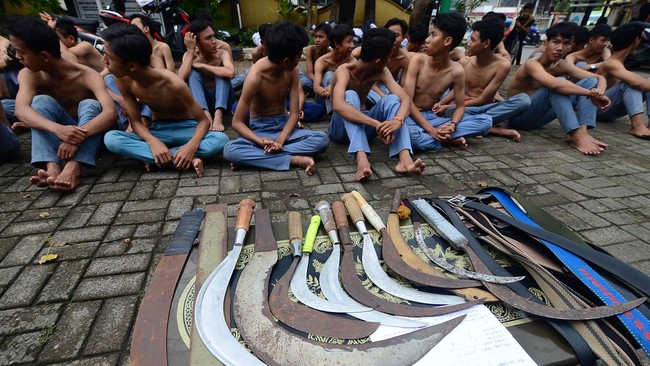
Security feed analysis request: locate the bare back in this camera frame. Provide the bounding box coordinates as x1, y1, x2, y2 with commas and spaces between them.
68, 42, 105, 73
247, 58, 293, 118
386, 48, 410, 82
410, 54, 459, 109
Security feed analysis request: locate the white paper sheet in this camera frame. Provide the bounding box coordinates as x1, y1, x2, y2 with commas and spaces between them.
370, 305, 536, 366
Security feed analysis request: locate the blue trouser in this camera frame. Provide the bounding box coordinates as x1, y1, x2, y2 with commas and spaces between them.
0, 123, 19, 162
104, 119, 228, 164
104, 74, 152, 131
230, 99, 325, 123
299, 71, 313, 92
222, 114, 329, 171
597, 80, 650, 121
1, 71, 19, 99
231, 69, 249, 91
366, 83, 390, 108
31, 95, 102, 167
1, 99, 16, 122
321, 71, 334, 114
406, 110, 492, 151
444, 93, 531, 125
329, 91, 412, 158
508, 77, 599, 133
188, 70, 234, 115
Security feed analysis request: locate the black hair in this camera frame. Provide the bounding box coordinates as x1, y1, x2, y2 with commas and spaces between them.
4, 15, 61, 59
314, 22, 332, 36
55, 17, 78, 39
329, 23, 354, 48
186, 19, 212, 36
258, 23, 273, 43
483, 11, 506, 28
522, 3, 534, 11
266, 20, 309, 64
472, 19, 504, 50
589, 23, 612, 39
546, 22, 577, 41
385, 18, 408, 35
432, 13, 467, 49
188, 13, 213, 24
610, 21, 646, 51
408, 23, 428, 44
129, 14, 155, 35
359, 27, 395, 62
101, 23, 152, 67
574, 25, 589, 46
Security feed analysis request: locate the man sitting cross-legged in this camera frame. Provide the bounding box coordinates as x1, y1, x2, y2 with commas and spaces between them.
8, 15, 116, 191
222, 21, 329, 176
507, 23, 611, 155
313, 24, 356, 114
102, 23, 228, 177
435, 18, 528, 140
566, 24, 612, 73
403, 13, 492, 151
329, 28, 425, 181
178, 20, 235, 132
596, 22, 650, 139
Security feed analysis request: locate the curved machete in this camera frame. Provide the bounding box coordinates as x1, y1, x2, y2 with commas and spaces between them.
234, 208, 467, 366
335, 197, 485, 316
268, 211, 381, 339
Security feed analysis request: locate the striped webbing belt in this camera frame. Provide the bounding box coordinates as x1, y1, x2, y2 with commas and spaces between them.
484, 189, 650, 357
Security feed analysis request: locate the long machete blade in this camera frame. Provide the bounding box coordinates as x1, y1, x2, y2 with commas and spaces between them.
346, 192, 465, 305
319, 201, 427, 328
194, 199, 262, 366
234, 208, 467, 366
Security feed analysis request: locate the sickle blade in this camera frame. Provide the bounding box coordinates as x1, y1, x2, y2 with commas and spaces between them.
235, 209, 466, 366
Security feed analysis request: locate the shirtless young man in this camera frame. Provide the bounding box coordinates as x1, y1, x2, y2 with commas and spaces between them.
596, 22, 650, 139
313, 24, 356, 113
403, 13, 492, 151
53, 18, 105, 73
232, 23, 272, 91
130, 14, 175, 72
223, 21, 328, 175
329, 28, 425, 181
301, 22, 332, 92
507, 24, 611, 155
178, 20, 235, 132
7, 15, 116, 191
566, 24, 612, 73
436, 18, 528, 140
102, 24, 228, 177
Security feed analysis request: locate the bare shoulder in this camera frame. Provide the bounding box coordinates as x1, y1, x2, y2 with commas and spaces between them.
459, 55, 473, 67
450, 61, 464, 76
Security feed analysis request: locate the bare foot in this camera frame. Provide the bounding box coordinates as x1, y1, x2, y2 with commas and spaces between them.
445, 137, 468, 149
568, 129, 605, 155
30, 163, 61, 188
230, 163, 239, 171
144, 163, 157, 172
11, 121, 29, 134
51, 161, 81, 191
355, 152, 373, 182
489, 126, 521, 141
192, 158, 204, 177
211, 109, 225, 132
395, 158, 426, 176
291, 156, 316, 176
629, 125, 650, 139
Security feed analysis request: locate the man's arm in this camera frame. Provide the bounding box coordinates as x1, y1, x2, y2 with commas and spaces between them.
178, 31, 197, 81
159, 43, 176, 72
527, 61, 596, 96
378, 67, 410, 138
195, 50, 235, 79
14, 69, 86, 145
313, 57, 329, 97
273, 69, 301, 150
494, 42, 512, 61
305, 46, 316, 81
605, 60, 650, 92
449, 66, 467, 127
231, 67, 266, 147
331, 67, 380, 128
172, 80, 211, 170
351, 47, 361, 59
80, 71, 118, 136
561, 61, 608, 92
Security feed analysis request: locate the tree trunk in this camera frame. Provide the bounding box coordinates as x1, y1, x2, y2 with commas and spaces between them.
338, 0, 356, 25
329, 0, 340, 22
364, 0, 376, 25
409, 0, 435, 26
305, 0, 313, 29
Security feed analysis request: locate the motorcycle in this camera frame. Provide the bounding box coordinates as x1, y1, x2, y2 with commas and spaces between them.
99, 0, 190, 60
523, 25, 541, 47
624, 26, 650, 70
39, 11, 105, 52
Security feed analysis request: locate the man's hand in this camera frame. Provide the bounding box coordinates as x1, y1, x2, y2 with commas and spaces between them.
173, 144, 197, 171
148, 139, 173, 167
184, 32, 197, 52
57, 142, 79, 161
439, 122, 457, 136
377, 119, 402, 138
54, 125, 87, 145
432, 103, 451, 116
428, 126, 451, 141
262, 137, 283, 153
590, 94, 611, 111
589, 88, 604, 100
323, 86, 331, 99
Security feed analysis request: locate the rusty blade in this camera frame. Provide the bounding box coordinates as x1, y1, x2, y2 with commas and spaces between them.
269, 254, 381, 339
234, 210, 467, 366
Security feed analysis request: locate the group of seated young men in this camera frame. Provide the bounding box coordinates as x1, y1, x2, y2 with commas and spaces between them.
1, 12, 649, 191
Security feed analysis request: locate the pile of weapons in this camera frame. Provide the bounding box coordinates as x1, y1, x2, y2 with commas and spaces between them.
194, 188, 650, 366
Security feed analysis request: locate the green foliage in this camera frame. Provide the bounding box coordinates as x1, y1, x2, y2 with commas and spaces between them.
273, 0, 296, 20
179, 0, 226, 23
35, 327, 56, 347
8, 0, 62, 15
238, 27, 258, 47
553, 0, 571, 12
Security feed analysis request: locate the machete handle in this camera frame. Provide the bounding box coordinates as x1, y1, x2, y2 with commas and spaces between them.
288, 211, 302, 243
315, 201, 337, 234
390, 189, 402, 213
351, 190, 386, 232
332, 201, 349, 230
402, 198, 423, 224
303, 215, 321, 253
342, 193, 364, 224
236, 199, 256, 231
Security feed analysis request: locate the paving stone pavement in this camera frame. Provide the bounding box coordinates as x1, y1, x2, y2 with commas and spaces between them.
1, 62, 650, 365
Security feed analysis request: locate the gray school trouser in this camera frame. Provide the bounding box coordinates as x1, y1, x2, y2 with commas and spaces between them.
222, 114, 329, 171
406, 110, 492, 151
444, 93, 531, 125
597, 79, 650, 121
329, 91, 412, 158
508, 77, 599, 133
321, 71, 334, 114
188, 70, 234, 114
